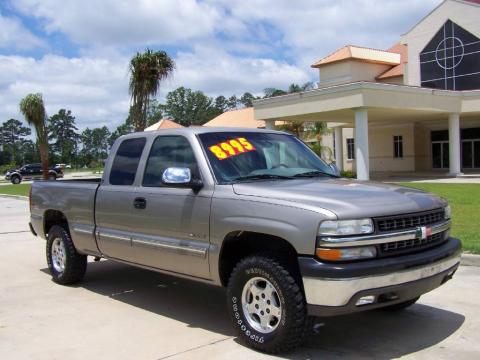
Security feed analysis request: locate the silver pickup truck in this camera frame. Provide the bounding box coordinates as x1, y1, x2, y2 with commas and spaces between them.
30, 127, 461, 353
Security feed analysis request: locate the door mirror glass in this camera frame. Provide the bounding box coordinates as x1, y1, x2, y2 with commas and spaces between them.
162, 167, 191, 184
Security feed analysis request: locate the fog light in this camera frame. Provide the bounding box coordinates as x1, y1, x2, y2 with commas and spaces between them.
355, 295, 375, 306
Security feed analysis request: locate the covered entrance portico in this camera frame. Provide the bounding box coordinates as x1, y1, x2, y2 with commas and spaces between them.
254, 82, 480, 180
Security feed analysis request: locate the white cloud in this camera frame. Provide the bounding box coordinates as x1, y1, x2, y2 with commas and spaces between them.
1, 0, 448, 131
167, 45, 310, 96
0, 54, 130, 129
0, 49, 309, 130
0, 12, 45, 50
13, 0, 220, 46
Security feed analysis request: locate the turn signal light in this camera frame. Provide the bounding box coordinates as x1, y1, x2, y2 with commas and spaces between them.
316, 246, 377, 261
316, 248, 342, 261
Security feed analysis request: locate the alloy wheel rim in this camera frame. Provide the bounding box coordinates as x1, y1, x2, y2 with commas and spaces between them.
241, 276, 282, 334
51, 238, 66, 273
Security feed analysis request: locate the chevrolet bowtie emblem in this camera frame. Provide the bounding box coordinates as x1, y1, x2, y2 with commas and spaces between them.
416, 226, 432, 240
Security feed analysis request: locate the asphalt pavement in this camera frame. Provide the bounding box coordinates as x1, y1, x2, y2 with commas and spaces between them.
0, 197, 479, 359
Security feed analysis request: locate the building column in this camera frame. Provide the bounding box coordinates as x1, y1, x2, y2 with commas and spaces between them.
265, 120, 275, 130
334, 127, 344, 171
354, 108, 369, 180
448, 113, 462, 176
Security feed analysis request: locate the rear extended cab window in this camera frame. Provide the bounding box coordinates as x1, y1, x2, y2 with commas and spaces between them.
109, 137, 146, 185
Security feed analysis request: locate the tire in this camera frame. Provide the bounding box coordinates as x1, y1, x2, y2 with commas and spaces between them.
48, 173, 56, 180
46, 225, 87, 285
381, 297, 420, 311
227, 254, 308, 354
11, 176, 21, 184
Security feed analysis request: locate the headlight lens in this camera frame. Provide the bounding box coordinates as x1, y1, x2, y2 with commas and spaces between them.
319, 219, 374, 236
444, 205, 451, 220
316, 246, 377, 261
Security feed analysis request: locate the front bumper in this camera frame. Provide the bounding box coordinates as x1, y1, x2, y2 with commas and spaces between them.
300, 237, 461, 316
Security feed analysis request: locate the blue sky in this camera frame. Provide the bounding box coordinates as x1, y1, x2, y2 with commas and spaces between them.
0, 0, 442, 130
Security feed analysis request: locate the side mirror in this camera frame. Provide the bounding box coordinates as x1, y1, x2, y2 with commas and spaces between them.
162, 167, 203, 191
328, 162, 340, 177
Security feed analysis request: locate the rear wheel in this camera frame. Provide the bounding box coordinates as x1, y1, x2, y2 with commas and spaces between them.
11, 175, 21, 184
46, 225, 87, 285
382, 297, 420, 311
227, 254, 308, 354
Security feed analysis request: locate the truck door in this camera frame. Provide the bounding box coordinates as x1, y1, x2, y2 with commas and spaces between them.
95, 137, 147, 262
128, 135, 211, 279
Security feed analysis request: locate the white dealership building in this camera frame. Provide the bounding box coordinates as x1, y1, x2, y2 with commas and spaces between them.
254, 0, 480, 179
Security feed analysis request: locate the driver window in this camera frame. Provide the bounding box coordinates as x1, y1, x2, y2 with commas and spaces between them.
143, 135, 198, 187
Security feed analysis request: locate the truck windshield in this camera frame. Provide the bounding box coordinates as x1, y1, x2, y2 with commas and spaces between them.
198, 132, 336, 184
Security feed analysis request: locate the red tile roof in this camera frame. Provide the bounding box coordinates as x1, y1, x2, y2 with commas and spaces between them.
376, 43, 408, 80
311, 45, 401, 68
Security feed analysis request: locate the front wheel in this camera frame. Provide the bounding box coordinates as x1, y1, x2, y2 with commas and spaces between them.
227, 255, 308, 354
48, 173, 56, 180
11, 176, 21, 184
46, 225, 87, 285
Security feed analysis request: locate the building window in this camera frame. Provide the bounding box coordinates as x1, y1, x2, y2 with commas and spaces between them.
394, 135, 403, 158
346, 138, 355, 160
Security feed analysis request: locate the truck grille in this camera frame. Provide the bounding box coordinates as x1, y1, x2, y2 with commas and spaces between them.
375, 209, 444, 233
380, 231, 446, 255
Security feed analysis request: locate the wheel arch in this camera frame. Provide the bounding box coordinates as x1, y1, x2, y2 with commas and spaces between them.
43, 209, 69, 238
218, 231, 301, 287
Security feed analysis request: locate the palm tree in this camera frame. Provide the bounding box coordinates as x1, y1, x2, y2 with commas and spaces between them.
19, 93, 49, 179
129, 49, 175, 131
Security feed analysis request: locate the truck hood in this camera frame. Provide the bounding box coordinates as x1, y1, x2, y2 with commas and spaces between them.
232, 178, 446, 218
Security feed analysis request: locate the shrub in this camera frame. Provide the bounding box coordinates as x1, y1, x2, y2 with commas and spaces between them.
340, 170, 356, 178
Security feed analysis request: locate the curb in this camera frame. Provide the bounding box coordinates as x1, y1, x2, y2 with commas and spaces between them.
461, 253, 480, 267
0, 194, 28, 201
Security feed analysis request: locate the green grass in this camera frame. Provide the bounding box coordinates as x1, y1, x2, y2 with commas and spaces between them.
0, 184, 31, 197
398, 183, 480, 254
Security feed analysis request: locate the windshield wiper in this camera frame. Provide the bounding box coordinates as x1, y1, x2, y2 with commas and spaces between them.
232, 174, 294, 182
292, 170, 338, 178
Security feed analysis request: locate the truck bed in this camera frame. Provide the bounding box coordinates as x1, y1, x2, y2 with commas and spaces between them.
30, 178, 102, 255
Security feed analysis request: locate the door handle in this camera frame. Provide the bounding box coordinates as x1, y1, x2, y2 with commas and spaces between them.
133, 197, 147, 209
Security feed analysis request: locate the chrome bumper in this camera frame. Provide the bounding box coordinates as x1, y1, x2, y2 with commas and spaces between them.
303, 253, 460, 307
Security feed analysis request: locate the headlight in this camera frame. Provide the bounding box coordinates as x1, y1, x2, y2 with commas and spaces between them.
316, 246, 377, 261
444, 205, 451, 220
318, 219, 373, 236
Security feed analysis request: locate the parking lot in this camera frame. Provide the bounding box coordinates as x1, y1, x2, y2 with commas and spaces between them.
0, 196, 479, 360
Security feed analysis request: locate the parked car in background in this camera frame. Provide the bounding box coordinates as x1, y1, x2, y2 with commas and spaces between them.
5, 163, 64, 184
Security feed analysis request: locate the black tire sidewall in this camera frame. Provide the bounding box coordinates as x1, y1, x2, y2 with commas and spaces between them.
11, 176, 20, 184
46, 226, 68, 281
227, 256, 304, 351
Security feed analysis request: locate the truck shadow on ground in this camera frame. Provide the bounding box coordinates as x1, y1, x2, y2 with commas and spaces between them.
42, 259, 465, 359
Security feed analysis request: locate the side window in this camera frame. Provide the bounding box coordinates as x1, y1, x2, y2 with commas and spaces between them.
347, 138, 355, 160
143, 136, 198, 187
109, 137, 146, 185
394, 135, 403, 158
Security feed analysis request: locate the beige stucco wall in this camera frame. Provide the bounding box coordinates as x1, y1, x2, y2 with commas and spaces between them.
414, 125, 432, 171
401, 0, 480, 86
318, 61, 392, 87
334, 125, 416, 173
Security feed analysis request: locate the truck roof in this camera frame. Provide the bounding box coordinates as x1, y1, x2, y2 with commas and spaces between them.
118, 126, 287, 140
